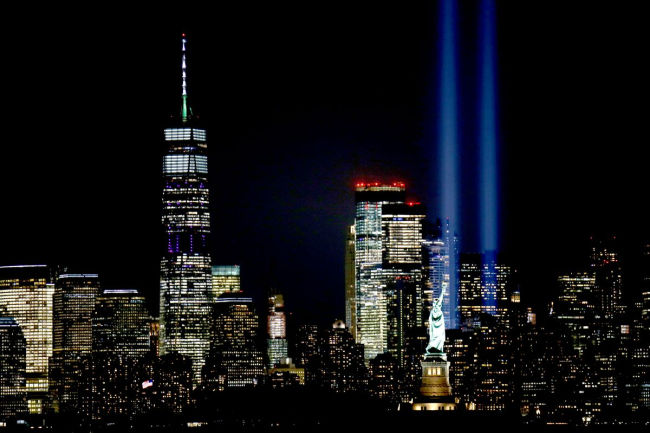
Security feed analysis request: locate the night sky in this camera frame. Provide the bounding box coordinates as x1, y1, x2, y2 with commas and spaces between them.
1, 2, 647, 324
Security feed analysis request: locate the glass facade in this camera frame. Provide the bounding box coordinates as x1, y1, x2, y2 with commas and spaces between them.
267, 294, 288, 368
51, 273, 100, 413
160, 36, 212, 385
0, 316, 26, 418
353, 182, 406, 360
207, 294, 264, 388
0, 265, 53, 414
211, 265, 240, 298
93, 289, 151, 358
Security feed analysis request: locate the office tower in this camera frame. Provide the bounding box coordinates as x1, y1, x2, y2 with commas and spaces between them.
555, 273, 597, 357
0, 317, 26, 418
458, 254, 513, 327
458, 255, 482, 326
368, 353, 401, 404
160, 34, 212, 384
294, 324, 320, 384
50, 273, 99, 413
382, 202, 425, 367
78, 351, 138, 421
0, 265, 54, 414
344, 225, 356, 338
313, 320, 367, 393
641, 243, 650, 323
266, 293, 288, 368
205, 293, 264, 388
136, 352, 194, 415
93, 289, 151, 357
590, 236, 623, 322
353, 181, 406, 360
211, 265, 241, 298
423, 219, 460, 330
149, 319, 160, 356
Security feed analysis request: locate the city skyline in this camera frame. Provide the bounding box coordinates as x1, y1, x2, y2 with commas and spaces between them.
1, 3, 649, 429
0, 3, 647, 324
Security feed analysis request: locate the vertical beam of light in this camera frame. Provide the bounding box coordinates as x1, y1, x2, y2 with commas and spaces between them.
438, 0, 460, 329
479, 0, 499, 314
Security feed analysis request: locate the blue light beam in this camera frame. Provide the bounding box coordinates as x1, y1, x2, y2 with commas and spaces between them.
479, 0, 499, 314
437, 0, 460, 329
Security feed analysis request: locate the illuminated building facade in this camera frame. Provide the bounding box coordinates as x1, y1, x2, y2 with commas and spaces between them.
555, 273, 597, 357
160, 34, 213, 384
353, 182, 406, 360
590, 236, 623, 322
93, 289, 151, 358
642, 244, 650, 323
423, 219, 459, 330
206, 294, 264, 388
313, 321, 367, 393
267, 293, 288, 368
51, 273, 100, 413
211, 265, 240, 298
344, 225, 356, 338
0, 317, 26, 418
0, 265, 53, 414
458, 254, 513, 327
382, 202, 426, 356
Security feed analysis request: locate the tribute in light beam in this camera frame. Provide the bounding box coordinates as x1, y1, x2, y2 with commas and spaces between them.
478, 0, 499, 315
437, 0, 460, 329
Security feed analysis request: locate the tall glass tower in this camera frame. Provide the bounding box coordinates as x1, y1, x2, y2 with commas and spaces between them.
160, 34, 212, 385
353, 182, 406, 360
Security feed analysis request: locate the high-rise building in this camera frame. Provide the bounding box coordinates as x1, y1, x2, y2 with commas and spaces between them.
211, 265, 241, 298
50, 273, 100, 413
313, 321, 367, 393
423, 219, 460, 330
458, 254, 513, 327
640, 243, 650, 323
0, 316, 26, 418
344, 225, 356, 338
353, 181, 406, 360
590, 236, 623, 322
93, 289, 151, 358
160, 34, 213, 384
267, 293, 288, 368
555, 273, 597, 357
0, 265, 54, 414
205, 293, 264, 388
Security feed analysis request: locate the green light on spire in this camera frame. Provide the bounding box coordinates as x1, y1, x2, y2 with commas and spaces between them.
181, 34, 189, 123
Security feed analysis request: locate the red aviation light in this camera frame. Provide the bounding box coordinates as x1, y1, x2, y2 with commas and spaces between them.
406, 201, 421, 206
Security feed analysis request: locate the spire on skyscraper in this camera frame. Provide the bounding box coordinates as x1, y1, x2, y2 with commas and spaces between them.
181, 33, 192, 124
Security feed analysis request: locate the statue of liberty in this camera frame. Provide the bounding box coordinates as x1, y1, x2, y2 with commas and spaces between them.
425, 288, 445, 358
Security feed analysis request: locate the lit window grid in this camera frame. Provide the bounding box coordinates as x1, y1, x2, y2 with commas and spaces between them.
0, 277, 53, 413
163, 154, 208, 175
164, 128, 207, 142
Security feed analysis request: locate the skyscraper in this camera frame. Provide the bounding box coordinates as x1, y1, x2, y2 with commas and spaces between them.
205, 293, 264, 388
344, 225, 356, 338
93, 289, 151, 357
353, 182, 406, 360
590, 236, 623, 322
51, 273, 100, 413
160, 34, 213, 384
211, 265, 241, 298
0, 265, 54, 414
0, 316, 26, 418
382, 201, 425, 366
267, 293, 288, 368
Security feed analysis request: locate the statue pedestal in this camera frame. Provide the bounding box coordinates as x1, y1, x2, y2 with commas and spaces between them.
412, 355, 456, 411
